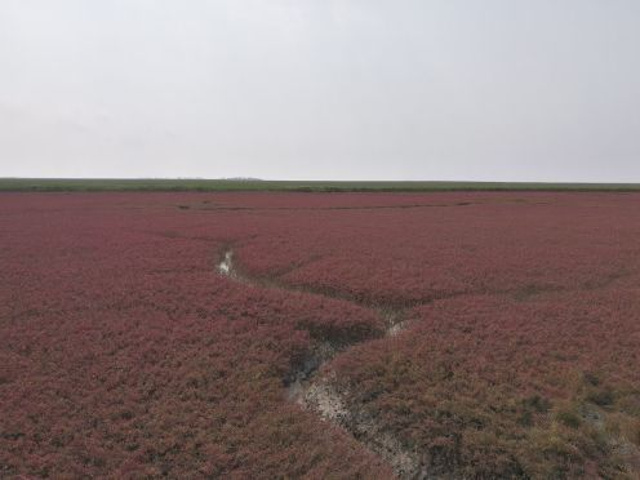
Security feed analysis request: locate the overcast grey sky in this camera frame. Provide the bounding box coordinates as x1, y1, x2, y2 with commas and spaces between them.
1, 1, 639, 181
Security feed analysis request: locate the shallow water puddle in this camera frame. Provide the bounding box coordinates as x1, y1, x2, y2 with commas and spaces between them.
218, 250, 233, 275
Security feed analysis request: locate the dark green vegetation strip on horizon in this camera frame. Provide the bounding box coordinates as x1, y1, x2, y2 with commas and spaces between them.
2, 178, 640, 192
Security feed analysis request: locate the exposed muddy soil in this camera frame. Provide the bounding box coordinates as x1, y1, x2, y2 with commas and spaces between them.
216, 248, 424, 478
298, 377, 428, 478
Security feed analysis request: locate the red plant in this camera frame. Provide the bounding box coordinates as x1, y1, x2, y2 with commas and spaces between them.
1, 191, 639, 477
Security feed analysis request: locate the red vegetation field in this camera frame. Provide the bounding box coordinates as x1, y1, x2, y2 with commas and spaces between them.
1, 192, 639, 478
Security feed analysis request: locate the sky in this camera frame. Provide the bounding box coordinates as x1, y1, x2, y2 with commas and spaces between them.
1, 0, 639, 182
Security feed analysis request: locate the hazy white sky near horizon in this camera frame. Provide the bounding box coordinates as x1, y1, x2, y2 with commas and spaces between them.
1, 1, 639, 181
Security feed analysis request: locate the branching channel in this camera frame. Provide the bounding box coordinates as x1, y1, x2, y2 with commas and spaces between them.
216, 248, 429, 479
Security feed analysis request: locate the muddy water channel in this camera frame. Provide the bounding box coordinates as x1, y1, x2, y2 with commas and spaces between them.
216, 249, 427, 478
